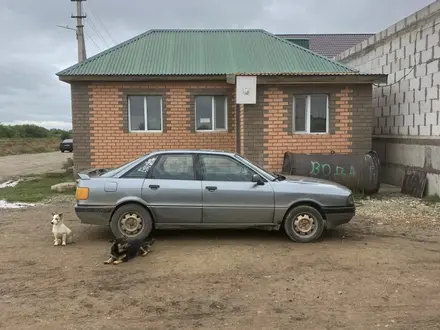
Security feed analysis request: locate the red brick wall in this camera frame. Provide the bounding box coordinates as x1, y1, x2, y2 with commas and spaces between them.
71, 81, 372, 171
243, 84, 372, 172
88, 82, 236, 168
263, 87, 351, 171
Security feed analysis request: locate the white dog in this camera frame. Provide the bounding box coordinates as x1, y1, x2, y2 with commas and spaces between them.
51, 212, 73, 246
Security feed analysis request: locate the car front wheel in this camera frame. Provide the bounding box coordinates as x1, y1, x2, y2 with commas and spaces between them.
283, 205, 325, 243
110, 204, 154, 240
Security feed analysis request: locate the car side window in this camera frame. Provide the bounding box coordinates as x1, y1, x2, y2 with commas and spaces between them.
122, 156, 158, 179
200, 155, 254, 182
150, 154, 195, 180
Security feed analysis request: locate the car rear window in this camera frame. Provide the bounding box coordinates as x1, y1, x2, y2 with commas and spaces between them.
100, 155, 150, 178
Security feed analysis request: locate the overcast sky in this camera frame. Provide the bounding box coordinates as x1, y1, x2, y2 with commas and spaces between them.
0, 0, 434, 130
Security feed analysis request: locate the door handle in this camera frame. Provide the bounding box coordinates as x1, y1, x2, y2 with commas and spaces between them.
149, 184, 160, 190
206, 186, 217, 192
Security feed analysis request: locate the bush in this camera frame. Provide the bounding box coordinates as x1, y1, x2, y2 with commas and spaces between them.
60, 131, 72, 140
0, 123, 72, 139
0, 125, 16, 138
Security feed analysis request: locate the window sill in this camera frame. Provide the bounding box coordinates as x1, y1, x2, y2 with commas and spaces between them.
195, 130, 229, 133
292, 131, 329, 135
128, 130, 164, 133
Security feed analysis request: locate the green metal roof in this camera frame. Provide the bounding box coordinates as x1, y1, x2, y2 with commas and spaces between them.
57, 29, 358, 77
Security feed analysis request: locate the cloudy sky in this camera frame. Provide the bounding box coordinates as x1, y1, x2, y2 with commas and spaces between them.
0, 0, 433, 130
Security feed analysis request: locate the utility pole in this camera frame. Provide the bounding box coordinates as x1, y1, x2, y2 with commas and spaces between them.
71, 0, 87, 62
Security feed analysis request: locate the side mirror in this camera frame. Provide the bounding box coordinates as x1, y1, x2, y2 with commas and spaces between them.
252, 174, 264, 185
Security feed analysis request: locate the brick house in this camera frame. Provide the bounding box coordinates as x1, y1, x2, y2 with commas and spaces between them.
56, 29, 386, 172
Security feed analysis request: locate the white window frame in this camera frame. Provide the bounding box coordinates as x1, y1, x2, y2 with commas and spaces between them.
195, 96, 228, 132
128, 96, 163, 133
292, 94, 329, 134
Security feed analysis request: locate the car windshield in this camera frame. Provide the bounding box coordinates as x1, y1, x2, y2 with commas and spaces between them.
233, 154, 276, 181
99, 154, 149, 178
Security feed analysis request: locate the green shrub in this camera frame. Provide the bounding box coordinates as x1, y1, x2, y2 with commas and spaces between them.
0, 123, 71, 139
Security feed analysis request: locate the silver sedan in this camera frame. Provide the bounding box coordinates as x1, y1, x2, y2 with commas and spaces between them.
75, 150, 355, 243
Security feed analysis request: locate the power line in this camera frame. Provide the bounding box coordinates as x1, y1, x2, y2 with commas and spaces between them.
58, 25, 102, 53
87, 15, 110, 49
86, 0, 116, 45
85, 31, 101, 51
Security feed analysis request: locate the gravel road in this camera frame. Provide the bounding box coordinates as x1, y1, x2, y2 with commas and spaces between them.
0, 198, 439, 330
1, 152, 440, 329
0, 152, 72, 181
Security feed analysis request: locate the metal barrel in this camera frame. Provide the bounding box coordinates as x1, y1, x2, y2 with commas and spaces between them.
282, 150, 381, 195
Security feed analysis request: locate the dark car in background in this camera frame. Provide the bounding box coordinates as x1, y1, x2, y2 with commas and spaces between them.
60, 139, 73, 153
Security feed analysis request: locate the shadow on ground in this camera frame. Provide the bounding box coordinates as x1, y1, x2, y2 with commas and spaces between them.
80, 225, 350, 244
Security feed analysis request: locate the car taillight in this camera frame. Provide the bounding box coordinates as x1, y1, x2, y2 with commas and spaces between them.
76, 187, 89, 200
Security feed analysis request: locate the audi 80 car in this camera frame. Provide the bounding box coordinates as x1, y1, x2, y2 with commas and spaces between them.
75, 150, 355, 243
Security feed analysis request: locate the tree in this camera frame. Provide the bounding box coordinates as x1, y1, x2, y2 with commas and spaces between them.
60, 131, 72, 140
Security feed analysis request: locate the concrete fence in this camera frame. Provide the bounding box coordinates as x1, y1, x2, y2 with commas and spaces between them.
335, 1, 440, 195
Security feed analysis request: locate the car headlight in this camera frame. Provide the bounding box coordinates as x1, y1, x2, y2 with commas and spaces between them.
347, 194, 354, 206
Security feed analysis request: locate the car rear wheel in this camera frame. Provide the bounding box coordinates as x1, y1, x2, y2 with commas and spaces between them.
110, 204, 153, 240
283, 205, 325, 243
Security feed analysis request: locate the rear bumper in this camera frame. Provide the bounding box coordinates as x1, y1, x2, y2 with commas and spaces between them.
322, 206, 355, 229
75, 205, 112, 226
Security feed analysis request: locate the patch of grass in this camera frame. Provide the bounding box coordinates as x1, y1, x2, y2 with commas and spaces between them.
0, 173, 75, 203
0, 138, 60, 156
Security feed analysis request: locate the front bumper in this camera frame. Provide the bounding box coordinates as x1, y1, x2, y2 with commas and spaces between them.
322, 206, 355, 229
75, 205, 113, 226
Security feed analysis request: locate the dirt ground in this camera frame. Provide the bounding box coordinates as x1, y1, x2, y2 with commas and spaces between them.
1, 197, 440, 330
0, 151, 71, 181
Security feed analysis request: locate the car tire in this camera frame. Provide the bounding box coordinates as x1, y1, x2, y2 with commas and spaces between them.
110, 204, 154, 240
283, 205, 325, 243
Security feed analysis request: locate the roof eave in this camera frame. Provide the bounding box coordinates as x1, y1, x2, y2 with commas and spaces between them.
58, 73, 387, 85
238, 73, 388, 85
57, 74, 228, 83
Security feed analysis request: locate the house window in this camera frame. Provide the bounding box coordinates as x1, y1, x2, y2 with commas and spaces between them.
128, 95, 163, 132
293, 94, 329, 133
195, 96, 227, 131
